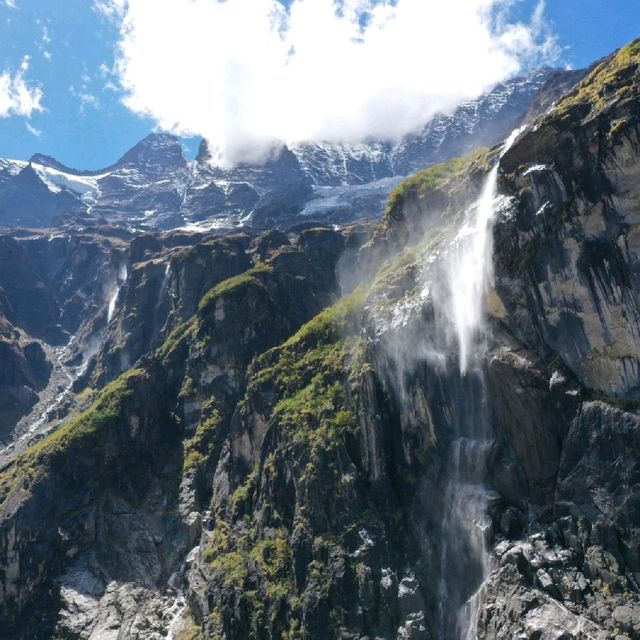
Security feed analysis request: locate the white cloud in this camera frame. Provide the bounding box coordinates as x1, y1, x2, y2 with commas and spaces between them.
105, 0, 556, 166
0, 58, 43, 119
70, 83, 101, 112
94, 0, 126, 19
5, 0, 17, 9
25, 122, 41, 137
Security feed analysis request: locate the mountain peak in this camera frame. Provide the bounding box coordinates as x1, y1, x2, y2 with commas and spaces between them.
115, 133, 187, 175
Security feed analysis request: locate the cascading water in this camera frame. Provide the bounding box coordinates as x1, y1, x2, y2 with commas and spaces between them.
107, 263, 128, 322
428, 128, 523, 639
152, 263, 172, 342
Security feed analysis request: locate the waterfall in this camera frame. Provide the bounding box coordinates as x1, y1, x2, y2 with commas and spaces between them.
437, 127, 523, 375
152, 263, 172, 342
107, 263, 128, 322
429, 128, 522, 639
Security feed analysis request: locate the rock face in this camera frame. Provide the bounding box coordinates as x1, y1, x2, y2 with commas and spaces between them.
0, 318, 50, 439
0, 230, 128, 443
0, 39, 639, 640
496, 42, 640, 394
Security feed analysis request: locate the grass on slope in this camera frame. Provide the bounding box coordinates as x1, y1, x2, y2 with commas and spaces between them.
549, 37, 640, 124
0, 368, 146, 506
382, 147, 489, 230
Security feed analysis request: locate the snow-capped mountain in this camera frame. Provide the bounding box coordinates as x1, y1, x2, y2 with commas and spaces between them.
0, 135, 313, 230
0, 68, 585, 231
291, 68, 576, 186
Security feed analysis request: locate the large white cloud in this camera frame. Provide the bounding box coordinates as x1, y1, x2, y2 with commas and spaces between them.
102, 0, 556, 165
0, 58, 43, 119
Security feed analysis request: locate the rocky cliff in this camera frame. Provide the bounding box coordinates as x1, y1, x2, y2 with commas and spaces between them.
0, 39, 639, 640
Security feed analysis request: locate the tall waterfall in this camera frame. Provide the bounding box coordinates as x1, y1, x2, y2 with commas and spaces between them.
437, 127, 523, 375
430, 128, 522, 639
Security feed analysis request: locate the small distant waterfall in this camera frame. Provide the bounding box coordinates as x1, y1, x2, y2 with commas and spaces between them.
427, 128, 522, 639
152, 263, 172, 342
107, 263, 128, 322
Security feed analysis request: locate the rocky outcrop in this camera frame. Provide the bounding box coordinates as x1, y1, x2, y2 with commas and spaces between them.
84, 227, 344, 389
496, 40, 640, 395
0, 223, 350, 639
0, 320, 51, 439
0, 364, 187, 640
178, 40, 640, 640
0, 230, 128, 442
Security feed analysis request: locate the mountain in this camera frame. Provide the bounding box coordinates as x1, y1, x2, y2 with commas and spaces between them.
0, 68, 585, 232
1, 39, 639, 640
292, 68, 576, 185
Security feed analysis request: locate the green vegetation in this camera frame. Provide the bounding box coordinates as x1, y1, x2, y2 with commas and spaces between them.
549, 37, 640, 124
619, 38, 640, 60
282, 287, 366, 349
178, 374, 196, 399
382, 148, 489, 230
182, 401, 223, 474
228, 468, 257, 515
198, 264, 273, 313
157, 317, 197, 360
609, 117, 631, 139
274, 373, 356, 449
175, 617, 205, 640
0, 368, 146, 505
249, 289, 366, 413
159, 263, 276, 361
369, 229, 442, 305
203, 521, 298, 634
200, 288, 375, 633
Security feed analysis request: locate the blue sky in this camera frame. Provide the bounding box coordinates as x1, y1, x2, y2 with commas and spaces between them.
512, 1, 640, 68
0, 0, 638, 170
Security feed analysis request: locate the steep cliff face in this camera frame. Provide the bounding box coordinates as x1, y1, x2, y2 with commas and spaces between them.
0, 231, 128, 444
178, 41, 640, 640
495, 41, 640, 396
0, 223, 354, 639
0, 40, 639, 640
0, 365, 184, 640
0, 316, 50, 439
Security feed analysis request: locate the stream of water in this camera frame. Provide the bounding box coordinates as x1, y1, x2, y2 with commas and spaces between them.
153, 263, 172, 343
428, 128, 522, 639
107, 263, 128, 322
